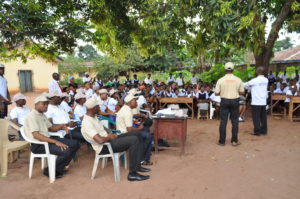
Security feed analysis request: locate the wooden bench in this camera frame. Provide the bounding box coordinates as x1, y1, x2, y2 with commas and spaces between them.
288, 96, 300, 122
270, 94, 286, 117
159, 97, 194, 118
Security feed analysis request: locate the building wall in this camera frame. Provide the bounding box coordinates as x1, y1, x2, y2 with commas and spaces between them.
3, 57, 58, 93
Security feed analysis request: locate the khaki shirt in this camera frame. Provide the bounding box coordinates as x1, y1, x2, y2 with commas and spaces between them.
81, 115, 108, 154
24, 109, 52, 142
215, 74, 244, 99
116, 105, 133, 133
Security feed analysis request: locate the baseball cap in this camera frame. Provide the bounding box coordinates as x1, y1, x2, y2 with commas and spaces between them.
48, 90, 62, 98
128, 88, 141, 96
74, 92, 86, 100
34, 94, 49, 104
99, 89, 108, 95
85, 97, 101, 109
12, 93, 26, 102
224, 62, 234, 70
124, 94, 138, 103
61, 92, 69, 98
0, 63, 5, 68
109, 89, 118, 96
85, 72, 89, 75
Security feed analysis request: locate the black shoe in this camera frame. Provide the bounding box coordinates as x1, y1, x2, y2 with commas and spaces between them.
138, 167, 151, 173
251, 132, 260, 136
43, 169, 64, 179
217, 142, 225, 146
127, 172, 150, 181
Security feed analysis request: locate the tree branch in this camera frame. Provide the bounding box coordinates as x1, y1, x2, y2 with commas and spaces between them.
264, 0, 295, 63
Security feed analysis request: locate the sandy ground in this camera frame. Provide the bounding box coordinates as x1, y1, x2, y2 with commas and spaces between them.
1, 92, 300, 199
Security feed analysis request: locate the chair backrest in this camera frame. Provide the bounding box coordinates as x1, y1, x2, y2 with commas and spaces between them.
0, 119, 10, 145
20, 127, 33, 143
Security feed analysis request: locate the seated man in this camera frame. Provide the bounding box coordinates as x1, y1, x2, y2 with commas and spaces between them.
81, 97, 150, 181
46, 91, 85, 142
24, 94, 79, 178
10, 93, 30, 127
117, 94, 153, 166
285, 85, 299, 108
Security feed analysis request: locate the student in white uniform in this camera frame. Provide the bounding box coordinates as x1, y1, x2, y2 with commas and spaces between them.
244, 67, 268, 136
176, 73, 184, 88
190, 73, 198, 85
144, 74, 153, 85
83, 82, 94, 99
280, 70, 288, 83
48, 73, 62, 94
10, 93, 30, 127
107, 89, 120, 113
82, 72, 91, 83
74, 92, 87, 121
285, 85, 298, 107
60, 93, 73, 115
274, 83, 288, 94
167, 73, 175, 84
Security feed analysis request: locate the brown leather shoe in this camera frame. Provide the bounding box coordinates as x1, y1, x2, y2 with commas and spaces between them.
231, 141, 241, 147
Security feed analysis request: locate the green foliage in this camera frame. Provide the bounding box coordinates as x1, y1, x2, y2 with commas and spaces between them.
60, 76, 83, 86
273, 37, 294, 52
278, 66, 300, 78
77, 45, 100, 60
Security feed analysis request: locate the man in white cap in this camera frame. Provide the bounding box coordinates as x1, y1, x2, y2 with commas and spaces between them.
24, 93, 79, 178
0, 63, 11, 118
48, 73, 62, 94
74, 92, 86, 121
244, 67, 269, 136
83, 72, 91, 83
81, 97, 150, 181
10, 93, 30, 127
45, 91, 85, 142
215, 62, 244, 146
98, 89, 115, 116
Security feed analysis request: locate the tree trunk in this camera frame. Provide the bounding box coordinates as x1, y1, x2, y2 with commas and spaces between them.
254, 0, 295, 71
197, 55, 205, 73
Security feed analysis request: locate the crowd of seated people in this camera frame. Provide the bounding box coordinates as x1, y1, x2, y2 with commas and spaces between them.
7, 69, 300, 181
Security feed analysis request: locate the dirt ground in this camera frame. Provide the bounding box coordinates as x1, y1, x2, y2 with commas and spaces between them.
0, 92, 299, 199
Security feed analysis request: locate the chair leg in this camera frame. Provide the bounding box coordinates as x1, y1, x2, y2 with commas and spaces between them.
29, 155, 35, 179
123, 153, 128, 170
47, 155, 56, 183
41, 157, 45, 170
113, 154, 121, 182
0, 150, 8, 177
91, 155, 100, 180
102, 157, 107, 169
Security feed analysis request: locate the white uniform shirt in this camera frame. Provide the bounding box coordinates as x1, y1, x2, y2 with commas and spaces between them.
285, 90, 298, 103
84, 88, 94, 99
10, 107, 30, 125
99, 99, 108, 112
209, 93, 221, 103
176, 77, 184, 86
60, 100, 72, 113
45, 104, 70, 124
190, 76, 198, 85
167, 76, 175, 83
74, 104, 87, 121
48, 79, 62, 94
0, 76, 8, 99
83, 77, 91, 83
281, 74, 288, 83
194, 91, 208, 99
137, 95, 147, 108
244, 75, 268, 106
107, 97, 118, 112
144, 78, 153, 85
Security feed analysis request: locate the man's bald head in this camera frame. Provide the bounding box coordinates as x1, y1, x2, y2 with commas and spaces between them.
52, 73, 60, 81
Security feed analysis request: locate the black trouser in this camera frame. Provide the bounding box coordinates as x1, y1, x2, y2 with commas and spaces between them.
65, 126, 86, 143
251, 105, 267, 135
31, 137, 80, 174
100, 131, 144, 173
0, 103, 8, 118
219, 98, 239, 144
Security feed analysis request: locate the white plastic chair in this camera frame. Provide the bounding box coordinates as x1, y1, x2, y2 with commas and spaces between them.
91, 142, 127, 182
209, 101, 216, 119
140, 109, 153, 119
48, 130, 66, 138
20, 127, 57, 183
0, 120, 29, 177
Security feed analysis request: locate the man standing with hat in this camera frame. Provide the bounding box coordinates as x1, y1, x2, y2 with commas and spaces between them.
82, 97, 150, 181
24, 93, 79, 178
0, 63, 11, 118
215, 62, 244, 146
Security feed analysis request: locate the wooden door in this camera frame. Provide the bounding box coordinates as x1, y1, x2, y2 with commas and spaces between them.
19, 70, 33, 92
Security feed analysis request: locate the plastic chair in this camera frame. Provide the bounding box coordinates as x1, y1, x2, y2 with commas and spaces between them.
48, 130, 66, 138
197, 102, 209, 119
209, 101, 216, 119
20, 127, 57, 183
0, 119, 29, 177
91, 142, 127, 182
